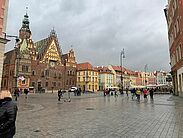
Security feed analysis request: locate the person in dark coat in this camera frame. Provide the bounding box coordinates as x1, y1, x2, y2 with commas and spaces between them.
125, 88, 129, 97
149, 88, 154, 100
24, 88, 29, 99
14, 88, 19, 101
103, 89, 106, 96
131, 88, 136, 100
0, 90, 18, 138
58, 89, 61, 101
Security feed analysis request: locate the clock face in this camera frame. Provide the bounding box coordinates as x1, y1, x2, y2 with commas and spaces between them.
50, 61, 55, 67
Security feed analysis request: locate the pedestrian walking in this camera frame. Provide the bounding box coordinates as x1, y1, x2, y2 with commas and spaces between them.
0, 90, 18, 138
131, 88, 136, 100
78, 88, 81, 96
143, 89, 148, 102
114, 90, 118, 97
149, 88, 154, 100
107, 89, 110, 95
60, 90, 64, 98
126, 88, 129, 97
103, 89, 106, 96
170, 88, 173, 94
136, 89, 141, 102
24, 88, 29, 99
74, 89, 77, 96
111, 91, 113, 96
14, 88, 19, 101
58, 89, 61, 101
120, 88, 124, 95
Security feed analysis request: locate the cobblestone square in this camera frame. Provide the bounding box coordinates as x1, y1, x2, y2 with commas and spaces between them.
14, 93, 183, 138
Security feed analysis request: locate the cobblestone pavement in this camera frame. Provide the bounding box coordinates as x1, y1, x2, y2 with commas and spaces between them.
13, 92, 183, 138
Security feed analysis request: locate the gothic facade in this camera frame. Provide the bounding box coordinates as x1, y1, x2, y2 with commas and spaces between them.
1, 13, 77, 93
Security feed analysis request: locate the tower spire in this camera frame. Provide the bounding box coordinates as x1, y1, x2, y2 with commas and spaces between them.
26, 6, 28, 14
19, 7, 31, 39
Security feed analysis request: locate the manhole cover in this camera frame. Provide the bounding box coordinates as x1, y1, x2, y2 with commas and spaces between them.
86, 108, 94, 110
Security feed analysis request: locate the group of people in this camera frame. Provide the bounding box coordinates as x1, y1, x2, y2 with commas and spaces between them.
58, 88, 83, 101
0, 90, 18, 138
103, 88, 155, 102
14, 88, 29, 101
73, 88, 82, 96
103, 89, 118, 96
129, 88, 154, 102
58, 89, 64, 101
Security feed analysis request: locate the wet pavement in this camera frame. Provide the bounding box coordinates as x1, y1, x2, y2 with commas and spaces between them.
14, 92, 183, 138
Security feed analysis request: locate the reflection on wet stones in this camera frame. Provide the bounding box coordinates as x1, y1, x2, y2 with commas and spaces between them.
34, 129, 41, 133
19, 105, 34, 112
86, 108, 95, 110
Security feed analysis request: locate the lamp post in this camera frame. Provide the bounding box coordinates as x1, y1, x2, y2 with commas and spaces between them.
144, 64, 148, 87
120, 48, 125, 94
15, 40, 20, 90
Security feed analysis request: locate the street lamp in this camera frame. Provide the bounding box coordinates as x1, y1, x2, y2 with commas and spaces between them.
144, 64, 148, 87
15, 39, 21, 90
120, 48, 125, 94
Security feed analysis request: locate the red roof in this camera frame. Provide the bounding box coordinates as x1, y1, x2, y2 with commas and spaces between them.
77, 62, 93, 70
94, 66, 113, 74
111, 65, 137, 75
112, 66, 125, 71
94, 66, 108, 71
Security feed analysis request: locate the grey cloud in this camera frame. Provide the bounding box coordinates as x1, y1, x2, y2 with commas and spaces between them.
6, 0, 170, 72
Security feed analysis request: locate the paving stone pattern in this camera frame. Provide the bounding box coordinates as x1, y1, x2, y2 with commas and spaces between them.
13, 93, 183, 138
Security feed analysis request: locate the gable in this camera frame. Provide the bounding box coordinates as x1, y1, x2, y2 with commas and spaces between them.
41, 40, 62, 64
20, 39, 28, 52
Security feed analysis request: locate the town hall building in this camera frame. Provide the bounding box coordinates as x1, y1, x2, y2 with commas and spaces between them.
1, 12, 77, 93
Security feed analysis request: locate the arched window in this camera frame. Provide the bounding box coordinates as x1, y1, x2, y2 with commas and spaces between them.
32, 70, 35, 76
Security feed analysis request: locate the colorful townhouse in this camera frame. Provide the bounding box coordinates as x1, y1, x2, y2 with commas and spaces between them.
77, 62, 98, 92
95, 66, 114, 91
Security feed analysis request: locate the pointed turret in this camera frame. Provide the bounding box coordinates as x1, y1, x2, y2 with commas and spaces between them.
19, 12, 31, 39
50, 28, 56, 37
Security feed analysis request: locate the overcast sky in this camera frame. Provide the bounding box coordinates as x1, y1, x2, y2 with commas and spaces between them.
6, 0, 170, 72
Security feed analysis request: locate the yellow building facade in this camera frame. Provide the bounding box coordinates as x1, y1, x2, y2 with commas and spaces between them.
77, 63, 98, 92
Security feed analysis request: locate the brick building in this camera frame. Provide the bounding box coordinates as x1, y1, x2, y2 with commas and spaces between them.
164, 0, 182, 95
2, 12, 77, 93
0, 0, 9, 89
